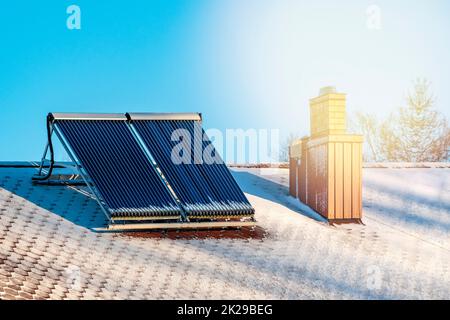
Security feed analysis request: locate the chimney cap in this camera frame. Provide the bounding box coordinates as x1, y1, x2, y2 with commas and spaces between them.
319, 86, 336, 95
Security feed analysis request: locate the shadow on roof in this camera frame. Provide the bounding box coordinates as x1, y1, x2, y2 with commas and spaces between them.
230, 169, 326, 223
0, 168, 108, 230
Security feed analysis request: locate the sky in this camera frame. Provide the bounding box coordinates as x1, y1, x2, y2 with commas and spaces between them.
0, 0, 449, 161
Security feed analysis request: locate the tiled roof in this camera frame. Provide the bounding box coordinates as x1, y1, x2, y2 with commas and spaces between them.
1, 164, 450, 299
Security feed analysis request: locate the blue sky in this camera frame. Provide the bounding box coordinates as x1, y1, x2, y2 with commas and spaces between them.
1, 0, 449, 160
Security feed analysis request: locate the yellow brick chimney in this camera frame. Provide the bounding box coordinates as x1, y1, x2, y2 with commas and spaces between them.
309, 86, 346, 137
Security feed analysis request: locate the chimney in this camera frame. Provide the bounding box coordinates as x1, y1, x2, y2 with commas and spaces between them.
309, 86, 346, 138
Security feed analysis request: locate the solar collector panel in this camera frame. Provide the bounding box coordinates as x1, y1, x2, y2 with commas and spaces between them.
181, 120, 254, 215
133, 120, 213, 212
181, 120, 250, 202
143, 121, 216, 206
61, 121, 160, 214
164, 120, 243, 207
56, 120, 181, 218
131, 119, 254, 218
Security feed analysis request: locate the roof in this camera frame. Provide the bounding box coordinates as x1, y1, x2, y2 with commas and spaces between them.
1, 163, 450, 299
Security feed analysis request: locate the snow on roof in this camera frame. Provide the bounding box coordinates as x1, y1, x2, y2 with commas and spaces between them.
0, 163, 449, 299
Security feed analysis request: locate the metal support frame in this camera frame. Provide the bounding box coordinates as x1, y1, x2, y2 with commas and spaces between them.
126, 112, 202, 121
37, 142, 49, 176
50, 113, 127, 121
52, 123, 113, 223
102, 220, 256, 231
33, 179, 87, 186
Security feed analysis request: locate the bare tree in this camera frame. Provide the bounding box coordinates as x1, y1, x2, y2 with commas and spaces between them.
280, 132, 301, 162
441, 128, 450, 161
380, 79, 449, 162
350, 112, 383, 162
350, 79, 449, 162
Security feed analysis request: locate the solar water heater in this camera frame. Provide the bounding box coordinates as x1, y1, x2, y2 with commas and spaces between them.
33, 112, 255, 231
